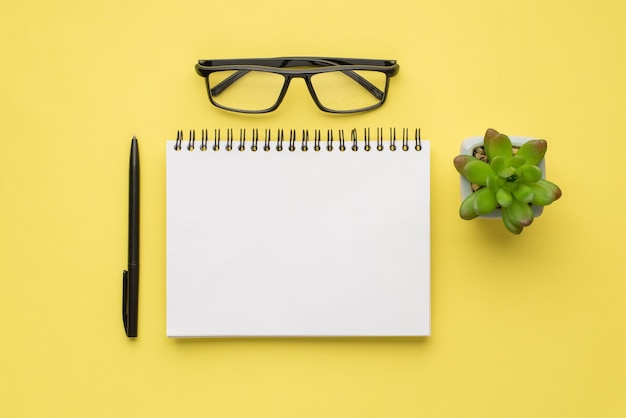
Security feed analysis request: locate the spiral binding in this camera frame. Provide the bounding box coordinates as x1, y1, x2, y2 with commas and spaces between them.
174, 128, 422, 152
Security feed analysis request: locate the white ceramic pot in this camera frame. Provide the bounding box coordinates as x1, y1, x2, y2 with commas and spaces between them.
459, 136, 546, 219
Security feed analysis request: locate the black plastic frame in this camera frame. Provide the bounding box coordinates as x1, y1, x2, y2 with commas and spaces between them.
195, 57, 400, 114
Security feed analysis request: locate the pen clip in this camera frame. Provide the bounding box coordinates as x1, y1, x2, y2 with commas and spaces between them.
122, 270, 129, 334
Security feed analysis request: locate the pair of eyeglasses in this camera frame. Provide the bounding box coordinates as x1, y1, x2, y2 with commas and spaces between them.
195, 57, 399, 114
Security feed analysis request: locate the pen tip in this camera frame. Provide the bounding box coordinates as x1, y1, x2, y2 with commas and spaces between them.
132, 134, 137, 140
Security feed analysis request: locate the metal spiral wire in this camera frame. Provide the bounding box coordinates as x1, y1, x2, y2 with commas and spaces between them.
173, 128, 422, 152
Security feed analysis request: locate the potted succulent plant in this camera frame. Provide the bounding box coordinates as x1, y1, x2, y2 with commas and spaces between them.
453, 128, 562, 234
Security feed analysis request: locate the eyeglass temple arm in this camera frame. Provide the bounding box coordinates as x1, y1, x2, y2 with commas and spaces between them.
210, 70, 251, 97
207, 60, 385, 99
342, 71, 384, 100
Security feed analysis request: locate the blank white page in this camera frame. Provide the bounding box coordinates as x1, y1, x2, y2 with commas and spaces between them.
166, 139, 430, 337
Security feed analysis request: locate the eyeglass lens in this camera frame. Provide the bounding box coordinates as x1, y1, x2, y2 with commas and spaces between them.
207, 70, 387, 113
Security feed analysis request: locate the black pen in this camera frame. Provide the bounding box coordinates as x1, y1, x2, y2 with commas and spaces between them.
122, 135, 139, 337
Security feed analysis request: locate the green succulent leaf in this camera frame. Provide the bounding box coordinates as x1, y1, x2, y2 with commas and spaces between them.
484, 130, 513, 161
462, 160, 492, 186
472, 188, 498, 215
516, 139, 547, 166
486, 174, 501, 192
507, 199, 534, 227
491, 156, 515, 178
519, 165, 543, 184
502, 207, 523, 234
453, 155, 478, 176
508, 156, 526, 168
502, 181, 518, 192
459, 192, 480, 220
527, 179, 563, 206
512, 184, 535, 204
484, 128, 500, 142
496, 188, 513, 208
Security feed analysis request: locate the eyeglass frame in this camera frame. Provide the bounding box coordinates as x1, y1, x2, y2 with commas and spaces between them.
194, 57, 400, 114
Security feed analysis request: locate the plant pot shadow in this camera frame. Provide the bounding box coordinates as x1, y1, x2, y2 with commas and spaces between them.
464, 217, 534, 248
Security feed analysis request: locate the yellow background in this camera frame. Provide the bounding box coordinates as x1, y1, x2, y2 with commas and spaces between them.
1, 0, 625, 416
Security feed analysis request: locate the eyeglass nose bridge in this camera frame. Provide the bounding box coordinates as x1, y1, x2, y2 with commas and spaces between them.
274, 73, 328, 112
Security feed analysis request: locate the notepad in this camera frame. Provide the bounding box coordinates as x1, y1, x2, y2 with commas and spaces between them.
166, 129, 430, 337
